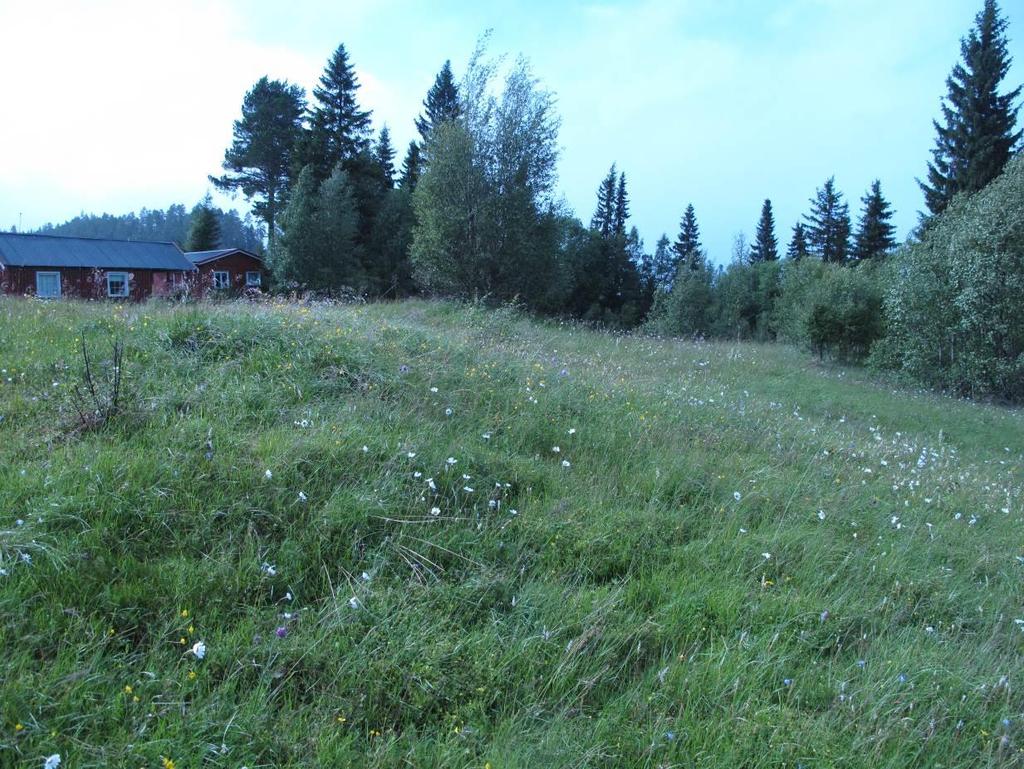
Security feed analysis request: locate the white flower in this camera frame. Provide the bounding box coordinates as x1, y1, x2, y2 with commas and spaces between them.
762, 552, 772, 560
463, 486, 474, 493
446, 457, 457, 466
191, 640, 207, 660
362, 445, 369, 453
430, 506, 441, 516
15, 519, 24, 526
430, 386, 438, 393
817, 510, 826, 521
20, 552, 31, 564
552, 446, 560, 453
44, 754, 61, 769
297, 491, 308, 503
733, 492, 742, 502
361, 571, 371, 581
510, 509, 519, 516
482, 432, 492, 440
264, 469, 273, 480
407, 452, 416, 459
445, 407, 453, 417
561, 460, 571, 468
413, 471, 423, 479
261, 562, 277, 576
348, 596, 360, 609
568, 428, 576, 435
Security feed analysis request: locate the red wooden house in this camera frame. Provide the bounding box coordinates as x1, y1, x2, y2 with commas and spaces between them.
185, 248, 265, 294
0, 232, 197, 300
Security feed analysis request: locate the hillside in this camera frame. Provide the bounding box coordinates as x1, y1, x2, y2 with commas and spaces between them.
1, 298, 1022, 768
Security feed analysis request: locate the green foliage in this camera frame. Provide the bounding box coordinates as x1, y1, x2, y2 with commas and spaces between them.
399, 141, 422, 191
411, 46, 563, 312
672, 203, 702, 269
415, 60, 462, 149
374, 126, 397, 187
1, 298, 1022, 767
712, 260, 782, 340
921, 0, 1021, 217
878, 153, 1024, 400
646, 261, 715, 337
185, 194, 221, 252
786, 221, 809, 261
775, 259, 886, 361
210, 77, 306, 246
274, 164, 361, 291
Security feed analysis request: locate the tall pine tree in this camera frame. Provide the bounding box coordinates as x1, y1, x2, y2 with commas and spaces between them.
375, 126, 397, 188
749, 198, 778, 263
416, 60, 462, 147
854, 180, 897, 259
210, 77, 305, 249
303, 43, 373, 181
787, 222, 809, 260
804, 178, 851, 263
920, 0, 1021, 216
185, 193, 221, 252
614, 173, 629, 235
591, 165, 618, 237
673, 204, 703, 270
399, 141, 422, 191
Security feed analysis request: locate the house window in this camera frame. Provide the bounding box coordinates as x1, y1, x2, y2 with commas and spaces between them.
35, 271, 61, 298
212, 271, 230, 290
106, 272, 129, 298
245, 271, 262, 287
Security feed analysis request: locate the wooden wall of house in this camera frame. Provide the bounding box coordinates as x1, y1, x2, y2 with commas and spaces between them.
0, 266, 192, 301
195, 253, 265, 295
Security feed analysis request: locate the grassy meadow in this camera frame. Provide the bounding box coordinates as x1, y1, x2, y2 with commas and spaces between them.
0, 297, 1022, 768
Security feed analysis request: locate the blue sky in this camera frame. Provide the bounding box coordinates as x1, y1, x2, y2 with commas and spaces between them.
1, 0, 1021, 263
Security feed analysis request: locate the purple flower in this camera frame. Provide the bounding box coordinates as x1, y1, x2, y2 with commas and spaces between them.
275, 626, 288, 639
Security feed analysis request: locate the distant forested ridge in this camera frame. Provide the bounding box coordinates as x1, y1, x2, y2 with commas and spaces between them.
34, 203, 265, 254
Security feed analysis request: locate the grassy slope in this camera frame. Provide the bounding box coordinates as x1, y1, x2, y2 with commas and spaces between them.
0, 298, 1022, 769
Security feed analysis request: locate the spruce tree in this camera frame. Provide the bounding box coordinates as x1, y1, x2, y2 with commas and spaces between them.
673, 204, 703, 269
614, 173, 629, 235
921, 0, 1021, 216
416, 60, 462, 147
274, 166, 320, 286
749, 198, 778, 263
305, 44, 373, 179
787, 222, 809, 260
804, 177, 851, 263
211, 77, 305, 249
591, 165, 618, 237
315, 164, 362, 288
185, 193, 221, 251
399, 142, 422, 191
854, 180, 897, 259
650, 234, 677, 287
375, 126, 397, 188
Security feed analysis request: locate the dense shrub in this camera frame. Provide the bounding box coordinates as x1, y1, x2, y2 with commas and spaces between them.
874, 154, 1024, 400
711, 261, 782, 341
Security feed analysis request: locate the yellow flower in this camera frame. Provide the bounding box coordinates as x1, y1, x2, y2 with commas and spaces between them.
188, 625, 195, 634
124, 685, 133, 694
188, 670, 197, 681
14, 723, 24, 732
180, 609, 189, 618
179, 637, 187, 645
161, 758, 176, 769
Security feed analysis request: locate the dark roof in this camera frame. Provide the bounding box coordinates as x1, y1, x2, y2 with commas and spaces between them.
0, 233, 196, 271
185, 248, 264, 266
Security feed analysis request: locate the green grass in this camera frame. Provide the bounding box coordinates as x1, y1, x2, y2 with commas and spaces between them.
1, 297, 1022, 768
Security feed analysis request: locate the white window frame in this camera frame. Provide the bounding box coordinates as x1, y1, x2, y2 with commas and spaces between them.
35, 271, 61, 298
212, 270, 230, 290
245, 270, 261, 287
106, 271, 130, 298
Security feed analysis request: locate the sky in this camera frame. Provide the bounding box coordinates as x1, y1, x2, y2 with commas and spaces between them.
1, 0, 1022, 264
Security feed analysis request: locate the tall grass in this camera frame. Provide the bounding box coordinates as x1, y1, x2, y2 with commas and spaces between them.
0, 297, 1021, 768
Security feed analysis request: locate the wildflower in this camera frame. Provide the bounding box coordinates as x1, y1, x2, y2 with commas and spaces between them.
44, 755, 61, 769
482, 432, 492, 440
264, 469, 273, 480
820, 610, 830, 623
463, 486, 474, 493
180, 609, 189, 618
361, 571, 370, 581
362, 445, 368, 453
445, 407, 453, 417
261, 562, 277, 576
762, 552, 772, 560
552, 446, 560, 453
430, 507, 441, 516
124, 685, 132, 694
15, 519, 23, 526
430, 386, 438, 393
190, 640, 206, 660
407, 452, 416, 459
897, 673, 908, 683
161, 758, 176, 769
348, 596, 360, 609
561, 460, 571, 468
733, 492, 742, 502
275, 626, 288, 639
15, 723, 23, 731
817, 510, 826, 521
20, 552, 31, 564
297, 491, 308, 503
446, 457, 457, 466
783, 678, 793, 686
399, 364, 410, 374
187, 670, 197, 681
856, 659, 866, 669
568, 428, 576, 435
